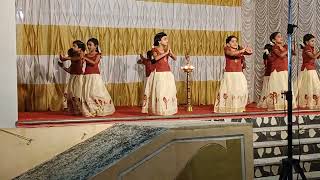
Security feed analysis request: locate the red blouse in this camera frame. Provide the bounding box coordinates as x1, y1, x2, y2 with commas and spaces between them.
152, 48, 171, 72
69, 60, 83, 75
271, 44, 288, 72
302, 45, 316, 70
84, 53, 101, 75
141, 58, 155, 77
224, 47, 246, 72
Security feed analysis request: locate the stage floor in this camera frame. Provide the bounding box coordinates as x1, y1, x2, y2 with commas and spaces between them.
17, 103, 320, 127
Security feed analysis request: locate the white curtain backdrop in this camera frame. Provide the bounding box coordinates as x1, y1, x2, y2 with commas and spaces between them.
241, 0, 256, 103
15, 0, 241, 85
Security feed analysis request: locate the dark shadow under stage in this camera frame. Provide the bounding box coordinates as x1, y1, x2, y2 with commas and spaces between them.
17, 103, 320, 127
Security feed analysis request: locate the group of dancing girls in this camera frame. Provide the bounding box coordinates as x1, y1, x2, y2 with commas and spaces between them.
58, 38, 115, 117
214, 31, 320, 113
59, 31, 320, 117
58, 33, 178, 117
257, 32, 320, 111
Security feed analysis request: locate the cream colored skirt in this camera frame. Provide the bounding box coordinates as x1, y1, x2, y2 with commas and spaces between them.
214, 72, 248, 113
63, 74, 83, 115
295, 69, 320, 109
141, 76, 151, 109
257, 76, 270, 108
142, 71, 178, 115
267, 70, 296, 110
81, 74, 115, 117
139, 77, 149, 106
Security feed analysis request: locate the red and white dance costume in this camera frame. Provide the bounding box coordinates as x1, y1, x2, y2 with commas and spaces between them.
257, 54, 274, 108
142, 48, 177, 115
140, 57, 155, 78
295, 45, 320, 109
81, 53, 115, 117
61, 57, 84, 115
214, 47, 251, 113
267, 45, 297, 110
139, 57, 155, 107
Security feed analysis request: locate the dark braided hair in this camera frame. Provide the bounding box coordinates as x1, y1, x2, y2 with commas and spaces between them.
153, 32, 167, 46
73, 40, 86, 51
301, 34, 315, 49
263, 44, 273, 60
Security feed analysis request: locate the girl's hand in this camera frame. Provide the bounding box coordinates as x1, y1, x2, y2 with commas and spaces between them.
246, 47, 253, 54
167, 44, 172, 54
168, 49, 173, 56
79, 52, 85, 59
279, 45, 285, 51
166, 45, 171, 55
314, 48, 317, 54
240, 47, 247, 54
59, 54, 66, 61
242, 61, 246, 69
